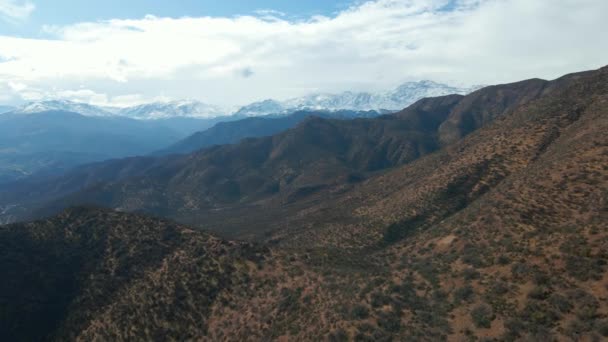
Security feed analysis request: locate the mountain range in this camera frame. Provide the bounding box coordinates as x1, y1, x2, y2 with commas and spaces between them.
4, 80, 477, 120
0, 79, 470, 183
157, 109, 384, 156
0, 66, 606, 341
0, 111, 241, 184
11, 99, 228, 120
235, 80, 478, 116
0, 68, 601, 232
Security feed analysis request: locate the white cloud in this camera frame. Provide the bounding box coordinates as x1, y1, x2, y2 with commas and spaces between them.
0, 0, 607, 107
0, 0, 35, 22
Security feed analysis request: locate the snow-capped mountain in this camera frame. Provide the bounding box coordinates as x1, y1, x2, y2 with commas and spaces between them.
5, 80, 481, 120
13, 100, 116, 117
118, 100, 227, 120
235, 80, 480, 116
9, 100, 228, 120
233, 99, 285, 117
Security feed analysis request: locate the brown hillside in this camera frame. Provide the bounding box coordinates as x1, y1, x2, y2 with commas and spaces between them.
0, 66, 606, 341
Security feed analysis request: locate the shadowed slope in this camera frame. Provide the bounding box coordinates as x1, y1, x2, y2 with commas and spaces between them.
157, 110, 382, 156
0, 207, 263, 341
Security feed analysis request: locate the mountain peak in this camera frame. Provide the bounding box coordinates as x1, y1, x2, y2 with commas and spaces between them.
118, 100, 226, 119
9, 99, 229, 120
16, 100, 116, 117
234, 80, 478, 116
5, 81, 480, 120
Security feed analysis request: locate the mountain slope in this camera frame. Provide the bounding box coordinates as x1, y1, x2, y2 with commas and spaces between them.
216, 65, 607, 340
158, 110, 382, 155
0, 207, 263, 341
0, 71, 575, 230
272, 64, 608, 340
0, 94, 465, 226
0, 66, 606, 341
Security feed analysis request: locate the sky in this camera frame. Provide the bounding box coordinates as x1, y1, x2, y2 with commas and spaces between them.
0, 0, 607, 108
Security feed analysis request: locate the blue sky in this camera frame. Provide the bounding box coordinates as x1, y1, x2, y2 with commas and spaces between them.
2, 0, 354, 37
0, 0, 607, 108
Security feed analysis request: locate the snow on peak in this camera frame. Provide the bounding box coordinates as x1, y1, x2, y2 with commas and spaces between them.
15, 100, 115, 117
9, 99, 228, 120
118, 100, 226, 120
4, 80, 481, 120
234, 81, 479, 116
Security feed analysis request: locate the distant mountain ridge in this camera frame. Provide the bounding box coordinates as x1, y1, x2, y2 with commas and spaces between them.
10, 100, 230, 120
116, 100, 226, 119
158, 109, 383, 156
5, 80, 478, 120
14, 100, 115, 117
235, 80, 479, 116
0, 110, 241, 184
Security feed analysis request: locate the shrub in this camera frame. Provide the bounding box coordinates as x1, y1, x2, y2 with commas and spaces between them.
565, 255, 603, 281
383, 216, 425, 244
462, 268, 480, 280
569, 289, 599, 321
566, 319, 592, 338
548, 293, 572, 313
370, 292, 391, 308
504, 318, 525, 339
328, 328, 349, 342
471, 304, 495, 328
527, 286, 551, 300
453, 285, 474, 304
488, 280, 509, 296
496, 255, 511, 265
532, 270, 551, 285
511, 262, 531, 279
596, 319, 608, 337
278, 287, 301, 313
377, 312, 401, 333
520, 301, 560, 327
351, 304, 370, 320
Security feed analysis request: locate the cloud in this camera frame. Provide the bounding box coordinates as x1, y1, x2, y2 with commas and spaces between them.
0, 0, 35, 22
0, 0, 607, 107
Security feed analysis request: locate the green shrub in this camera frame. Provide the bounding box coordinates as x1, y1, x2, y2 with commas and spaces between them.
565, 255, 603, 281
377, 312, 401, 333
383, 216, 425, 244
370, 292, 391, 308
496, 255, 511, 265
520, 301, 560, 327
462, 268, 480, 280
453, 285, 474, 304
527, 286, 551, 300
596, 319, 608, 337
471, 304, 495, 328
351, 304, 370, 320
328, 328, 349, 342
548, 293, 572, 313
